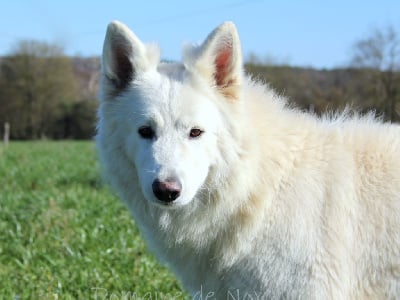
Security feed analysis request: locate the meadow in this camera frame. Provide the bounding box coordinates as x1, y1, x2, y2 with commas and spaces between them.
0, 141, 185, 299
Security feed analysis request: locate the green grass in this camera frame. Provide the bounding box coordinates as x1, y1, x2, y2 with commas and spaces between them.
0, 141, 186, 299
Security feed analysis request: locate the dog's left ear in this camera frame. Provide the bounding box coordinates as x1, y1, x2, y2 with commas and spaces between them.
186, 22, 242, 99
101, 21, 159, 97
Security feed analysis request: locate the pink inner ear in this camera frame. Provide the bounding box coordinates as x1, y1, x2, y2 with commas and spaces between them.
214, 46, 232, 87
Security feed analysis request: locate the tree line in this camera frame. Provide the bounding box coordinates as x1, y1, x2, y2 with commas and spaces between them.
0, 26, 399, 140
0, 41, 99, 140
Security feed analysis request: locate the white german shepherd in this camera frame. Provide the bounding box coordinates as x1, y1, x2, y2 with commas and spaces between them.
96, 20, 400, 298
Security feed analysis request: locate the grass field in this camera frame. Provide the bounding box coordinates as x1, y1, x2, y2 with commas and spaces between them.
0, 141, 186, 299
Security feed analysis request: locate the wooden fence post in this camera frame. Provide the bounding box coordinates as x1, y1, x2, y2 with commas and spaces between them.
4, 122, 10, 146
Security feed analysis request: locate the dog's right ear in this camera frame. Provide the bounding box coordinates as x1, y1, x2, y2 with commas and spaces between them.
183, 22, 242, 100
101, 21, 159, 96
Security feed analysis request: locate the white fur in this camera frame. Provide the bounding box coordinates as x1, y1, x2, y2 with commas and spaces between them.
97, 20, 400, 298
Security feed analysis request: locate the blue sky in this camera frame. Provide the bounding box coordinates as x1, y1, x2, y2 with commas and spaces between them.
0, 0, 399, 69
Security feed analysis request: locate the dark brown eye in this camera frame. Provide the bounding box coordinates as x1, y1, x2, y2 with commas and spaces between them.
189, 128, 204, 138
138, 126, 155, 139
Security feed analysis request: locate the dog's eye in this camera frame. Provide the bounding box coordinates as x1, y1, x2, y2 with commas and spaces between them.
189, 128, 204, 138
138, 126, 155, 139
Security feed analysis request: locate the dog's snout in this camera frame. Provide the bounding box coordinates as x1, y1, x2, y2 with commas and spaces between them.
152, 178, 182, 203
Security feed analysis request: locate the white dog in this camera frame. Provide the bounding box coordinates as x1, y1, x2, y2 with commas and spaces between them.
96, 20, 400, 298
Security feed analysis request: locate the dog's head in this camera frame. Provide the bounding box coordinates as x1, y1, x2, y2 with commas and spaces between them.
99, 21, 243, 208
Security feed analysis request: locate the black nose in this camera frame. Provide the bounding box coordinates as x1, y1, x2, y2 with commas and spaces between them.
152, 178, 182, 203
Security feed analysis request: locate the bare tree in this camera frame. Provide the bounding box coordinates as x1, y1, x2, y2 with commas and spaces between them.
351, 25, 400, 122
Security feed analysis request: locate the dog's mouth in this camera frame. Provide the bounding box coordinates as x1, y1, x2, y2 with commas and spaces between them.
152, 199, 179, 208
148, 197, 190, 210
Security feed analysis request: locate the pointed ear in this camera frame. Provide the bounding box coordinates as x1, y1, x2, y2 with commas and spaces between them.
186, 22, 242, 99
101, 21, 159, 97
